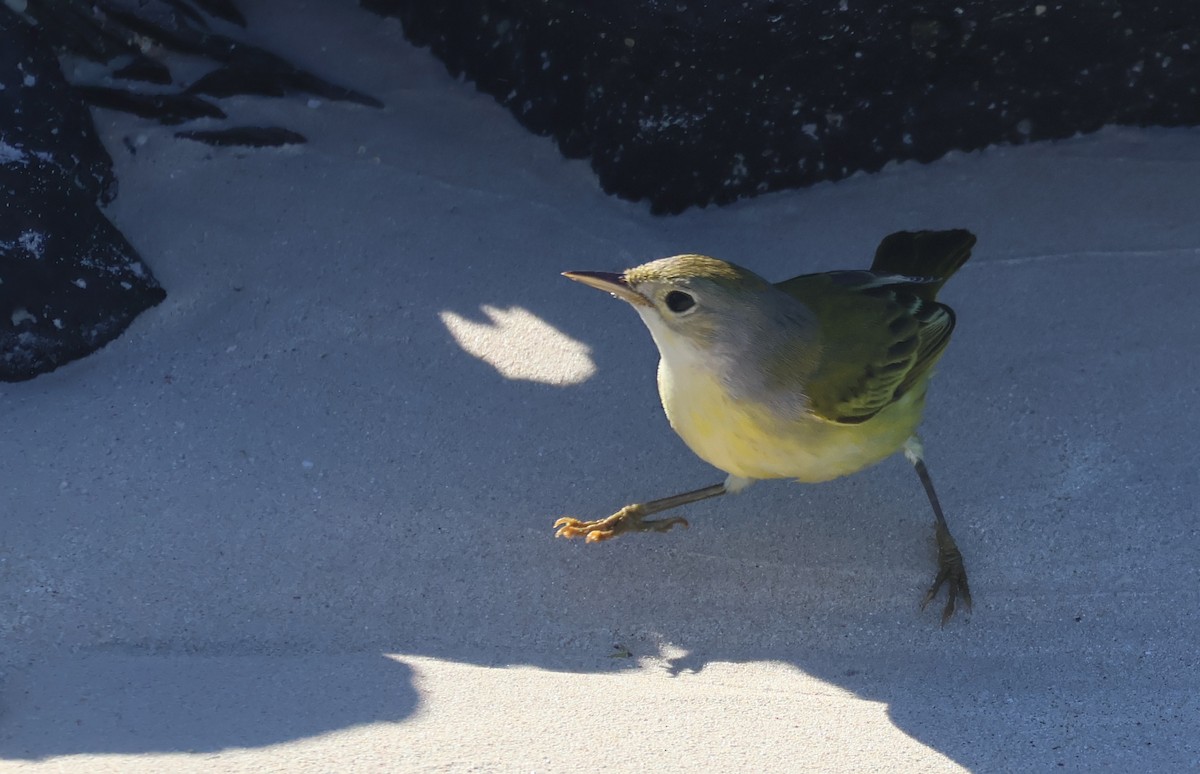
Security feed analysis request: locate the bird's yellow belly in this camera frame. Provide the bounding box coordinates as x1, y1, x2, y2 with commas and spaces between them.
658, 360, 921, 483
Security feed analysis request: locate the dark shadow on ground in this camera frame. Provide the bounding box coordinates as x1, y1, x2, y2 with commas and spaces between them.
0, 654, 414, 758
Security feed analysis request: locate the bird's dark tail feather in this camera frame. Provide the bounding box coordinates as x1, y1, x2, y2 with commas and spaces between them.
870, 230, 976, 296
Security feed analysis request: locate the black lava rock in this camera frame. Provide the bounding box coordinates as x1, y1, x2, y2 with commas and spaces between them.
370, 1, 1200, 213
1, 8, 166, 382
176, 126, 307, 147
73, 85, 226, 124
23, 0, 383, 121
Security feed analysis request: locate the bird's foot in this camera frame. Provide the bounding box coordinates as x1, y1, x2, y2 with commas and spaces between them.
921, 521, 972, 625
554, 504, 689, 543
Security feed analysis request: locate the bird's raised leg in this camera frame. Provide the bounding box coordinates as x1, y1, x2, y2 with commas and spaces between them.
554, 482, 728, 543
904, 437, 972, 624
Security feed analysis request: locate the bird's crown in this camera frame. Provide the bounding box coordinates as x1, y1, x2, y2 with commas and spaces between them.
624, 254, 766, 291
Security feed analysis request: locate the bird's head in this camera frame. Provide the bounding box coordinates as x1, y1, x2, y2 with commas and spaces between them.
564, 254, 780, 352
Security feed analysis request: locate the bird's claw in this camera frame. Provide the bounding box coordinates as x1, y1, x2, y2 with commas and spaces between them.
554, 504, 689, 543
920, 522, 972, 625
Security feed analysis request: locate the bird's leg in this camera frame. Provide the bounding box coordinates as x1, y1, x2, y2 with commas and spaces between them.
554, 483, 727, 543
904, 437, 972, 624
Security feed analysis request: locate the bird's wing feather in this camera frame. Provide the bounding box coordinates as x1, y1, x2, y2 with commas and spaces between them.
773, 271, 956, 424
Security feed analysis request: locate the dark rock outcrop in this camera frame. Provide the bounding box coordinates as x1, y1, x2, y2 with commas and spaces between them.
4, 0, 386, 379
370, 1, 1200, 213
1, 8, 166, 381
23, 0, 383, 117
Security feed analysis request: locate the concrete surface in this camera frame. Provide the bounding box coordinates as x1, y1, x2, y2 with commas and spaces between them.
3, 1, 1199, 770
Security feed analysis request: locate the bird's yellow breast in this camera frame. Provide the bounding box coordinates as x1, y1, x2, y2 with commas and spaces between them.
655, 347, 922, 484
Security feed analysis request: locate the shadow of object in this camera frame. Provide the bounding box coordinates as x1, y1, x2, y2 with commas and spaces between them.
0, 652, 415, 758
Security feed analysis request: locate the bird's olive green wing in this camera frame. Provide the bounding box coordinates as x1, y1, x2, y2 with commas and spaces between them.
773, 271, 956, 424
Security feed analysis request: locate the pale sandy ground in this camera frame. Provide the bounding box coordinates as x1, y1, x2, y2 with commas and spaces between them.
4, 1, 1200, 771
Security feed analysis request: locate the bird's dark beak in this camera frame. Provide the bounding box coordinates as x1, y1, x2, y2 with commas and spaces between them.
562, 270, 649, 306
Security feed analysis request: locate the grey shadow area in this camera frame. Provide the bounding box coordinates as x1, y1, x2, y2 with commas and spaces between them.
519, 244, 1200, 770
5, 24, 1200, 761
0, 178, 700, 759
5, 187, 1200, 769
7, 201, 1200, 768
5, 241, 1200, 768
380, 190, 1200, 771
0, 654, 415, 758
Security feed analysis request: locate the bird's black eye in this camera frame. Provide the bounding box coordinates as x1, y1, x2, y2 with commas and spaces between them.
665, 290, 695, 313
